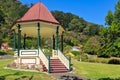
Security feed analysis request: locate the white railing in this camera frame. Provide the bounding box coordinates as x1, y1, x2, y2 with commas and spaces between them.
19, 49, 38, 57
38, 48, 49, 71
58, 50, 70, 70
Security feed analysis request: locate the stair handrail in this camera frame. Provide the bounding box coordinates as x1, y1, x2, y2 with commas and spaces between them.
38, 48, 50, 72
58, 50, 70, 71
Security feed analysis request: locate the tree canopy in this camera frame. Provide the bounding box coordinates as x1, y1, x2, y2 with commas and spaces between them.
99, 0, 120, 57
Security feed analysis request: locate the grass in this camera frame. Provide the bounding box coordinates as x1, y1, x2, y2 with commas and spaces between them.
0, 59, 54, 80
72, 59, 120, 80
1, 58, 120, 80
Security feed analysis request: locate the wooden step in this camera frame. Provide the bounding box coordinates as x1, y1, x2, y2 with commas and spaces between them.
50, 66, 66, 68
50, 69, 68, 73
50, 59, 68, 73
51, 67, 67, 70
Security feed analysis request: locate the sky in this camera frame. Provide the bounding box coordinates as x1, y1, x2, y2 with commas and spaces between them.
19, 0, 118, 25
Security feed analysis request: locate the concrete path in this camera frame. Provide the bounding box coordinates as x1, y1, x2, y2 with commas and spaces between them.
0, 55, 13, 60
50, 72, 89, 80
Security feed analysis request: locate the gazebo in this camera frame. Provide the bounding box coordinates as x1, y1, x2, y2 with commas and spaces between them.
12, 2, 71, 73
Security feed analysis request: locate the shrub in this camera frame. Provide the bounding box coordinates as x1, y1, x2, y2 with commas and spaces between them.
99, 77, 120, 80
0, 51, 7, 55
7, 50, 14, 55
71, 51, 80, 56
66, 52, 75, 58
44, 49, 52, 56
95, 58, 109, 64
98, 53, 111, 58
75, 55, 81, 61
81, 54, 88, 62
0, 50, 14, 55
75, 54, 88, 62
108, 58, 120, 64
88, 55, 97, 62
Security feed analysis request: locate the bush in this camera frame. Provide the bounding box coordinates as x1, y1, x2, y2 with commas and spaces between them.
75, 55, 81, 61
99, 77, 120, 80
81, 54, 88, 62
66, 52, 75, 58
88, 55, 97, 62
0, 51, 7, 55
0, 50, 14, 55
43, 49, 52, 56
108, 59, 120, 64
95, 58, 109, 64
98, 54, 110, 58
71, 51, 80, 56
88, 55, 109, 63
7, 50, 14, 55
75, 54, 88, 62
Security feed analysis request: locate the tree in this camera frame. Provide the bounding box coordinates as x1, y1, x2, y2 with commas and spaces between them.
99, 0, 120, 57
114, 0, 120, 23
84, 36, 100, 55
0, 0, 28, 40
52, 10, 101, 34
105, 10, 114, 26
51, 10, 79, 29
69, 18, 83, 32
108, 21, 120, 41
83, 25, 100, 36
0, 0, 28, 27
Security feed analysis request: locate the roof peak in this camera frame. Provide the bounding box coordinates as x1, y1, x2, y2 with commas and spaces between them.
17, 2, 59, 24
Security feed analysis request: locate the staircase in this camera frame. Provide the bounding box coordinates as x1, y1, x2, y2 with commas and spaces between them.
39, 49, 71, 73
50, 59, 68, 73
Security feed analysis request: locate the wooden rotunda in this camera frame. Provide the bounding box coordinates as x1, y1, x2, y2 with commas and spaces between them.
12, 2, 71, 73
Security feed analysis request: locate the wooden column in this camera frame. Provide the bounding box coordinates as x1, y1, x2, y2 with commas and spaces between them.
53, 35, 55, 50
55, 26, 59, 50
23, 34, 26, 49
37, 23, 41, 48
17, 24, 21, 56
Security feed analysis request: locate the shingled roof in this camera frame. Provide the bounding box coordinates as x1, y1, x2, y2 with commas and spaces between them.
17, 2, 59, 24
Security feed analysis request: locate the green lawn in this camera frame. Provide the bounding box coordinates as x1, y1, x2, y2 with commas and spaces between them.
72, 59, 120, 80
0, 59, 54, 80
1, 59, 120, 80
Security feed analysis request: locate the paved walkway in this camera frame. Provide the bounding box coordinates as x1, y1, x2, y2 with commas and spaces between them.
50, 72, 89, 80
0, 55, 13, 60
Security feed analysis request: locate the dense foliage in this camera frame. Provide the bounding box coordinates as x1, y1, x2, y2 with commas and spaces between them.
0, 0, 28, 48
52, 11, 101, 48
0, 0, 28, 38
51, 10, 101, 33
98, 0, 120, 57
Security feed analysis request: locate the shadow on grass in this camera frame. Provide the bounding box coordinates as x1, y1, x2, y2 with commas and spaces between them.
29, 75, 34, 80
98, 77, 120, 80
60, 75, 87, 80
0, 74, 14, 80
0, 72, 34, 80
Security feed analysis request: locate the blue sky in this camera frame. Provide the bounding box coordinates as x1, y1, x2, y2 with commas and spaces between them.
19, 0, 118, 25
